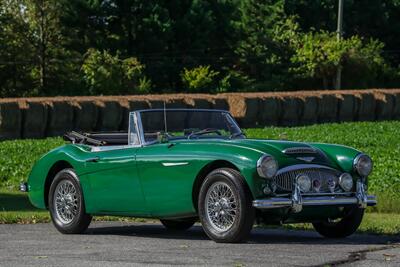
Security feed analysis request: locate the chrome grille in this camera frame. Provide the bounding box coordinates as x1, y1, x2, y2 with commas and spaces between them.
273, 168, 340, 192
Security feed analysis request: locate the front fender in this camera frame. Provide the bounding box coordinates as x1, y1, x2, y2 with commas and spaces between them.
310, 143, 360, 173
180, 142, 266, 199
27, 144, 90, 209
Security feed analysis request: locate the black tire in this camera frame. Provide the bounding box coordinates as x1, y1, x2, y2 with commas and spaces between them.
312, 207, 364, 238
198, 168, 255, 243
160, 218, 196, 230
48, 168, 92, 234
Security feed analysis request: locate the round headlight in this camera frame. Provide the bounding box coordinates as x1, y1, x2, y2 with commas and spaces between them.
297, 174, 311, 192
353, 154, 373, 177
339, 173, 353, 192
257, 154, 278, 179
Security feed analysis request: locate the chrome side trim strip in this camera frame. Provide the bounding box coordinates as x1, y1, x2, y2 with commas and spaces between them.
162, 162, 189, 167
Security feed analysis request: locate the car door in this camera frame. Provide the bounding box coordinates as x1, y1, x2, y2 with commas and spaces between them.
83, 146, 148, 215
135, 142, 200, 217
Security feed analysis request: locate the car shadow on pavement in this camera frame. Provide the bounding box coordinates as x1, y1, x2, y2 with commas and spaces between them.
85, 223, 399, 245
0, 192, 39, 211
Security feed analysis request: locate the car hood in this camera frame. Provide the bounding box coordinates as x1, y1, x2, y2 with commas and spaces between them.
229, 139, 333, 167
179, 138, 360, 172
235, 139, 361, 172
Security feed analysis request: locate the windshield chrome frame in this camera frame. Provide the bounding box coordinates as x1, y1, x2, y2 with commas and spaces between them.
130, 109, 242, 146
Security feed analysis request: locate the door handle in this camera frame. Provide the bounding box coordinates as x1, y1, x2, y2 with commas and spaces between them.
86, 157, 100, 163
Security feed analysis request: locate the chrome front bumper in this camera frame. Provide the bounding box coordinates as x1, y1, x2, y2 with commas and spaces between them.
253, 180, 376, 213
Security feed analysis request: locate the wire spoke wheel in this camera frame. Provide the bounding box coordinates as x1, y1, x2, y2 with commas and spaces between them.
53, 180, 79, 224
205, 181, 238, 232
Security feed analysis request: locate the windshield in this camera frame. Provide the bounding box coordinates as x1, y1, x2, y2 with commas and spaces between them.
136, 109, 243, 143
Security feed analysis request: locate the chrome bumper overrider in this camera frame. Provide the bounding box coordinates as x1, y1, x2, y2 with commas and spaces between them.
253, 180, 377, 213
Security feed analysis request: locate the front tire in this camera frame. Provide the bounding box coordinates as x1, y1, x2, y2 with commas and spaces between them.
312, 207, 364, 238
198, 168, 255, 243
48, 169, 92, 234
160, 218, 196, 230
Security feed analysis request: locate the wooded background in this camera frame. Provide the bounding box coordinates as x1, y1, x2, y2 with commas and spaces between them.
2, 0, 400, 97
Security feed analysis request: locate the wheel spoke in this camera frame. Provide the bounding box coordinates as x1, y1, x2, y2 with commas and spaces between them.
53, 180, 79, 224
205, 181, 238, 232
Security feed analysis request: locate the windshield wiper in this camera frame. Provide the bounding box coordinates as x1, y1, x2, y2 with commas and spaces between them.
187, 128, 222, 139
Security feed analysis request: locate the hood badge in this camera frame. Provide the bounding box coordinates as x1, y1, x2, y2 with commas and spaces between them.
297, 156, 315, 162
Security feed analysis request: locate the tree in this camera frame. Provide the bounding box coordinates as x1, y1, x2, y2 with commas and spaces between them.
290, 31, 387, 89
234, 0, 295, 90
0, 0, 35, 96
81, 49, 150, 95
22, 0, 63, 92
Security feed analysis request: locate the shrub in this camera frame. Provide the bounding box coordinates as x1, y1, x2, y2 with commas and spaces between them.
181, 65, 219, 92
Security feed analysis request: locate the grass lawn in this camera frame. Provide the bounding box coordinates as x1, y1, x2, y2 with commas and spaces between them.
1, 190, 399, 235
0, 121, 399, 234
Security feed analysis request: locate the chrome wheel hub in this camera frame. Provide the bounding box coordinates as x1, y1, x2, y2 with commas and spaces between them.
54, 180, 79, 224
205, 182, 238, 232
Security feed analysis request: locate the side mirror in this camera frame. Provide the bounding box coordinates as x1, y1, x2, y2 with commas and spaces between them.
157, 132, 169, 143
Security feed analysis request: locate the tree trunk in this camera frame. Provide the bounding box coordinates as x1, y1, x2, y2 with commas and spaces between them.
39, 0, 46, 90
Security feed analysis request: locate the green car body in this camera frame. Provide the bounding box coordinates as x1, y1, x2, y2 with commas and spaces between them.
23, 109, 376, 234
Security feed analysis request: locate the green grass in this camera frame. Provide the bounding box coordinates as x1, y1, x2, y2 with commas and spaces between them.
1, 190, 399, 235
0, 137, 64, 191
0, 121, 399, 228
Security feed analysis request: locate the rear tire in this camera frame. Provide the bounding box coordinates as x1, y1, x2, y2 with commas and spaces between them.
312, 207, 364, 238
198, 168, 255, 243
160, 218, 196, 230
48, 169, 92, 234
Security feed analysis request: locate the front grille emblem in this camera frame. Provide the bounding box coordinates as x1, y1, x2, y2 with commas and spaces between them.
297, 156, 315, 162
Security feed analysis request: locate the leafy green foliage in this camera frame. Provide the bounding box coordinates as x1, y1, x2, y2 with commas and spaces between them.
181, 65, 219, 92
235, 0, 293, 90
82, 49, 150, 95
290, 32, 387, 89
2, 1, 400, 95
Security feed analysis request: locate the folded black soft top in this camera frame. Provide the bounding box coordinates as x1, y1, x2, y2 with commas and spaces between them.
63, 131, 128, 146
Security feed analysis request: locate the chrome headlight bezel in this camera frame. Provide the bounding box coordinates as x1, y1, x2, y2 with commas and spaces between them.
338, 173, 353, 192
353, 153, 373, 177
257, 154, 278, 179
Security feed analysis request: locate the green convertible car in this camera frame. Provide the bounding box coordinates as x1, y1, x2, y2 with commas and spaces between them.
21, 109, 376, 243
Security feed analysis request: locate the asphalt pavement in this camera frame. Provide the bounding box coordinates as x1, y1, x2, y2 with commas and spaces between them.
0, 222, 399, 266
